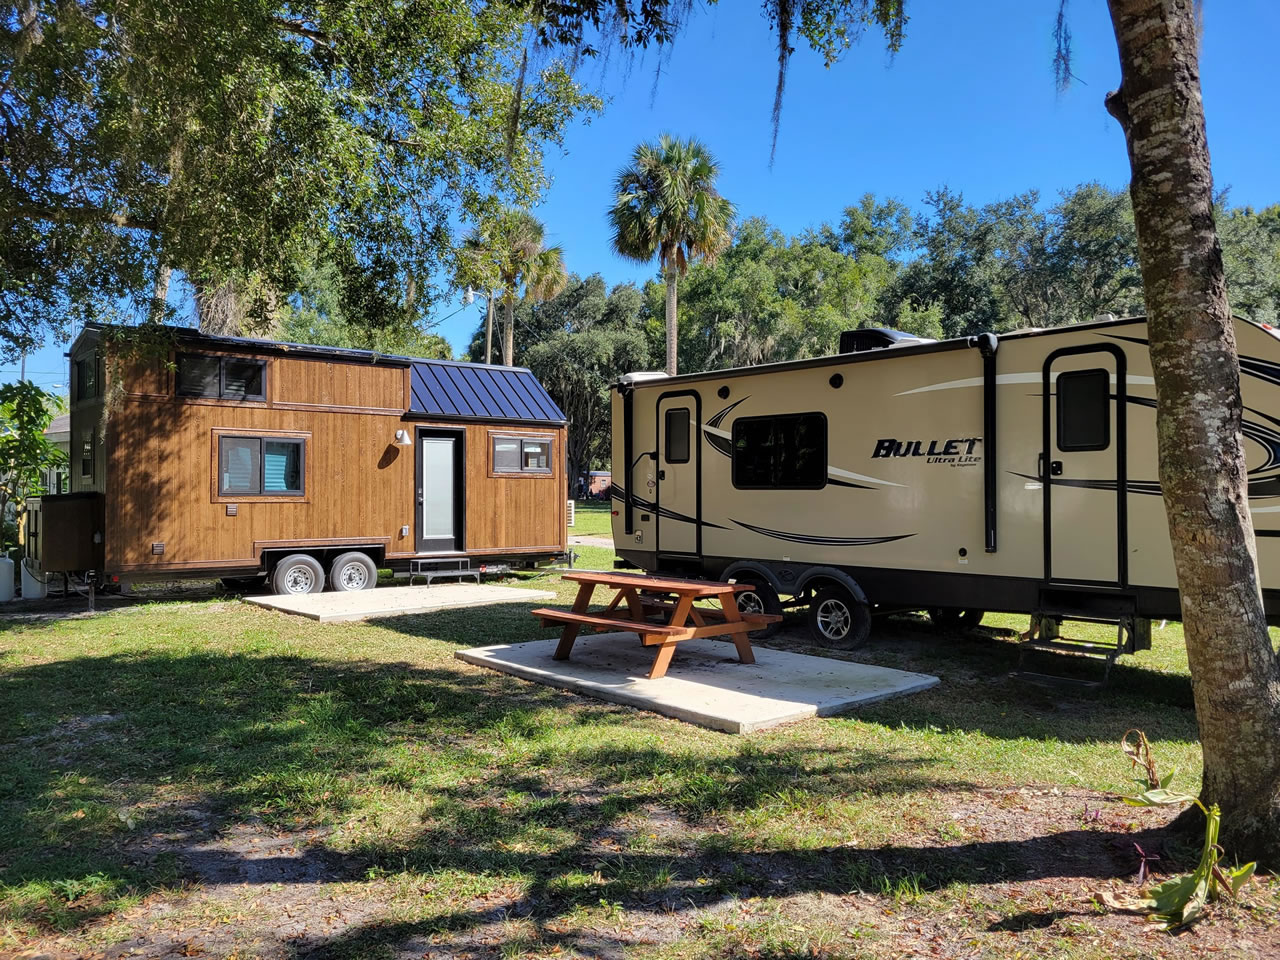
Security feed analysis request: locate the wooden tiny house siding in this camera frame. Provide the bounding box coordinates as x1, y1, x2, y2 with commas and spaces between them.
93, 338, 566, 576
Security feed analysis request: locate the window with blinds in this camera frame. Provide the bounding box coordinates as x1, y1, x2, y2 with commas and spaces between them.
218, 436, 304, 496
491, 435, 553, 475
178, 353, 266, 401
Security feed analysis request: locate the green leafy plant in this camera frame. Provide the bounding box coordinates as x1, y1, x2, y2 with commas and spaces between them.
1106, 729, 1256, 929
0, 381, 66, 550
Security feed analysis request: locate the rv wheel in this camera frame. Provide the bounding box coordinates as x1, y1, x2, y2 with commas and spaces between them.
733, 578, 782, 638
807, 585, 872, 649
927, 608, 986, 631
271, 554, 326, 595
330, 552, 378, 592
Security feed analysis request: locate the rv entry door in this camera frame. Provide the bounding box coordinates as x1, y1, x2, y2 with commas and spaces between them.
656, 395, 700, 556
1043, 347, 1126, 586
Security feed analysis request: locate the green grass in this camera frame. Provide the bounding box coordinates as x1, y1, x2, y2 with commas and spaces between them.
0, 579, 1273, 958
569, 499, 614, 537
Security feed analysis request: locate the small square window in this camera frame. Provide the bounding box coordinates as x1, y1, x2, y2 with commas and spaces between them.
263, 440, 303, 493
177, 355, 222, 398
219, 437, 261, 494
222, 358, 266, 400
522, 440, 550, 472
493, 438, 521, 473
1057, 368, 1111, 451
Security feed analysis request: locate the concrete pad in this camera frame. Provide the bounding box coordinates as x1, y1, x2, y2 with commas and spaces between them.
455, 633, 939, 733
247, 583, 554, 623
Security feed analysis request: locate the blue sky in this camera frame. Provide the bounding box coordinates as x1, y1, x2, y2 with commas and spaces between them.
8, 0, 1278, 390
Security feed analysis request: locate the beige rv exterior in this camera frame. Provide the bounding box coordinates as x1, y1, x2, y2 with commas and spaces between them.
609, 315, 1280, 624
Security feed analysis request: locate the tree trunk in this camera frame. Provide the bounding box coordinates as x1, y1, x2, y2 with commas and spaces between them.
503, 299, 515, 366
150, 263, 172, 323
664, 265, 679, 375
484, 293, 495, 364
1107, 0, 1280, 864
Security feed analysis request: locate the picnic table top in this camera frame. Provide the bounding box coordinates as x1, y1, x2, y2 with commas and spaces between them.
561, 570, 752, 596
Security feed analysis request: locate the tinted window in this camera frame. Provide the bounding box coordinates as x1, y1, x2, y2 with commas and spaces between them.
665, 407, 690, 463
1057, 368, 1111, 451
177, 354, 222, 398
732, 413, 827, 489
222, 358, 266, 400
75, 355, 98, 401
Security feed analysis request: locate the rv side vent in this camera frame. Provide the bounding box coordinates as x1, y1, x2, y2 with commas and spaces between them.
839, 328, 936, 353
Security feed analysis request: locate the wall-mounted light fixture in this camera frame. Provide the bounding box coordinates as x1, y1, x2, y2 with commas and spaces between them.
394, 429, 413, 446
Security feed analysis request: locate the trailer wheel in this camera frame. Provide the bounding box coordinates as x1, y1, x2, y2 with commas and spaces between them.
271, 554, 325, 595
928, 608, 986, 631
330, 552, 377, 592
807, 584, 871, 649
733, 577, 782, 638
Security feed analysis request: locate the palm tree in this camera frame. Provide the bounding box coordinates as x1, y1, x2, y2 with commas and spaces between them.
494, 210, 567, 365
608, 135, 735, 375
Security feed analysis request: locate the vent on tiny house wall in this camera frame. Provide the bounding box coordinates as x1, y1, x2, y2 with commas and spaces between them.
151, 542, 164, 555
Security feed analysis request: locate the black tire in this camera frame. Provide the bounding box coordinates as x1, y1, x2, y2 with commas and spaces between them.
271, 554, 325, 595
928, 608, 986, 631
220, 575, 267, 593
733, 577, 783, 638
807, 584, 872, 649
330, 552, 378, 592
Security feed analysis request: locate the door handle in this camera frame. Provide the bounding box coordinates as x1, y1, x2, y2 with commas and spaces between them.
657, 469, 666, 480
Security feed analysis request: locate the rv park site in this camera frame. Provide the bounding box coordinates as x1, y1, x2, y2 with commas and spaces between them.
4, 3, 1280, 959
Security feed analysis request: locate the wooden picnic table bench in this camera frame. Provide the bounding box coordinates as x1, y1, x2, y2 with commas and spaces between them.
530, 570, 780, 680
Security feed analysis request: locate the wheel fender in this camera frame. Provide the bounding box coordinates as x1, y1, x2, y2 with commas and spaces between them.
720, 561, 785, 594
794, 567, 868, 606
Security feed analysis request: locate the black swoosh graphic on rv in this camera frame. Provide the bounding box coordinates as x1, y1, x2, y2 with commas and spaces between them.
730, 518, 914, 546
610, 486, 728, 529
1103, 332, 1280, 391
707, 397, 749, 429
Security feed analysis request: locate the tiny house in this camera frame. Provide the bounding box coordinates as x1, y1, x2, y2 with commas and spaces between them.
610, 315, 1280, 648
30, 324, 568, 593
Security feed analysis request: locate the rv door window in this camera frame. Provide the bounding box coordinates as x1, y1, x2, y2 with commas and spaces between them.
218, 435, 304, 496
732, 413, 827, 489
1057, 368, 1111, 451
665, 408, 691, 463
178, 354, 266, 401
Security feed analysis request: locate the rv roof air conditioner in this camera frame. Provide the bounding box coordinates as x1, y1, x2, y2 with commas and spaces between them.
619, 371, 670, 385
838, 328, 936, 354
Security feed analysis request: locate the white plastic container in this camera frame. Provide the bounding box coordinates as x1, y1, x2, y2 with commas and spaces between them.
0, 557, 14, 602
20, 559, 46, 600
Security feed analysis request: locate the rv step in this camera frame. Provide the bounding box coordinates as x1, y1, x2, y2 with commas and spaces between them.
1018, 639, 1118, 659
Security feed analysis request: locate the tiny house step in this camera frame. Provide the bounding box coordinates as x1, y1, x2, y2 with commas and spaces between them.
1012, 614, 1151, 689
408, 558, 481, 587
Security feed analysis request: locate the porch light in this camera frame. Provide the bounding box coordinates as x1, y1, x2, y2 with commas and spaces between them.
394, 429, 412, 446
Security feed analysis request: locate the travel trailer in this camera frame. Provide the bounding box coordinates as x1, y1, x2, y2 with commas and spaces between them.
610, 315, 1280, 653
27, 324, 568, 594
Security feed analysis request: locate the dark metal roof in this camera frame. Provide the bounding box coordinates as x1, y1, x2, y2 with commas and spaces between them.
409, 360, 566, 423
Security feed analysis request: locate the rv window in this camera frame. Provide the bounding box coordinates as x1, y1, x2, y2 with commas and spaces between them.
218, 435, 304, 496
665, 408, 691, 463
491, 435, 553, 474
732, 413, 827, 490
178, 354, 266, 401
1057, 368, 1111, 451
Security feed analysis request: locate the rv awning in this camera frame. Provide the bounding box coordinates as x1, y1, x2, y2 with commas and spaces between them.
408, 360, 566, 424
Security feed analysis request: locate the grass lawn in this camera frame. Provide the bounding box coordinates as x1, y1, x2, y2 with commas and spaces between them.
570, 499, 614, 538
1, 569, 1276, 959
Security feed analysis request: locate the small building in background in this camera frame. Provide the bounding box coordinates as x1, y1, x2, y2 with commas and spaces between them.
43, 413, 70, 494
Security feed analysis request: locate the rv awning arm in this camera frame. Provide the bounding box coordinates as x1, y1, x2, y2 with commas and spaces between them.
970, 333, 1000, 553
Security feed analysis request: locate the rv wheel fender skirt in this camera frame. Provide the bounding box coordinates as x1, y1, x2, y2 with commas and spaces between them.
807, 584, 872, 650
271, 554, 326, 595
732, 576, 783, 639
928, 608, 986, 631
330, 552, 378, 592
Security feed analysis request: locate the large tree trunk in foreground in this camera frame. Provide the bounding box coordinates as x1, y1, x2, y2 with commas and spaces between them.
1107, 0, 1280, 864
664, 265, 679, 375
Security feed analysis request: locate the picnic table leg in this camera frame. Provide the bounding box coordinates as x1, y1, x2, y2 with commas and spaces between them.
647, 639, 679, 679
553, 582, 596, 661
718, 590, 757, 665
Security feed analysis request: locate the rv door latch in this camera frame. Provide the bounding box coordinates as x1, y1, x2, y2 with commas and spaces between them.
1050, 460, 1063, 476
657, 469, 666, 480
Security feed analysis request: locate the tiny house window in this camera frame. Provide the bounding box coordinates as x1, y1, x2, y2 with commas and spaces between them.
732, 413, 827, 490
178, 353, 266, 401
491, 435, 553, 475
218, 436, 304, 496
665, 408, 691, 463
74, 355, 98, 401
79, 427, 95, 481
1057, 368, 1111, 451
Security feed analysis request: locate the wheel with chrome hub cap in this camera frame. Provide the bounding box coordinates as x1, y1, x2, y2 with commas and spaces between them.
271, 554, 326, 595
330, 552, 378, 592
807, 584, 871, 649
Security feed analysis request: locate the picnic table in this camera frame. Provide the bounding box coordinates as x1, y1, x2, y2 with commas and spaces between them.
530, 571, 780, 680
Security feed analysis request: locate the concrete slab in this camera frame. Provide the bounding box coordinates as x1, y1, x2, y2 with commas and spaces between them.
246, 583, 554, 623
456, 633, 939, 733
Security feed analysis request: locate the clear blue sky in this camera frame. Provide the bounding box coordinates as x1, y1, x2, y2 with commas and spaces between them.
7, 0, 1277, 390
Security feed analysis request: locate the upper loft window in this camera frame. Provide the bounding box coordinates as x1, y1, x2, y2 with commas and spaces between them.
1057, 368, 1111, 451
74, 354, 98, 402
492, 435, 553, 475
732, 412, 828, 490
177, 353, 266, 401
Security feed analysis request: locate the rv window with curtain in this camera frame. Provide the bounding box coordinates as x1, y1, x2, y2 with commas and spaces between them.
178, 354, 266, 400
732, 413, 827, 489
491, 435, 553, 474
218, 435, 304, 496
1057, 368, 1111, 451
665, 408, 691, 463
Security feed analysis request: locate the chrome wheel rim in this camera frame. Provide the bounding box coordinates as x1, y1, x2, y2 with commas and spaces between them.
737, 591, 766, 616
816, 599, 851, 640
283, 566, 315, 594
339, 562, 368, 590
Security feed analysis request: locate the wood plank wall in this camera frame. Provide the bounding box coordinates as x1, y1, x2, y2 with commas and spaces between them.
99, 347, 566, 574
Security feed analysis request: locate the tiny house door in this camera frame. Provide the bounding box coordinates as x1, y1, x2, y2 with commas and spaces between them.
417, 431, 463, 553
1043, 348, 1126, 585
656, 396, 700, 556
